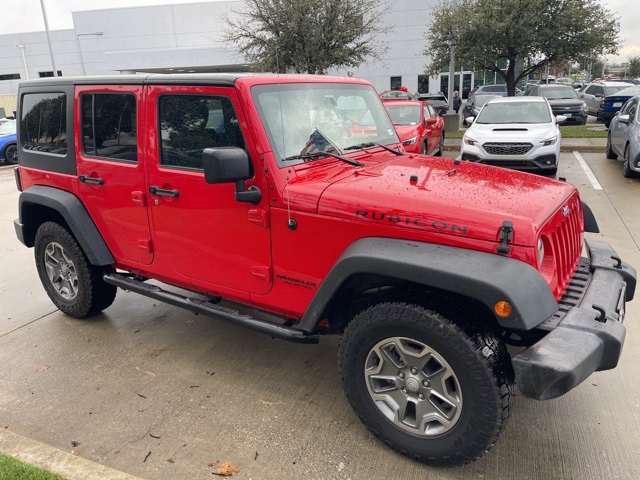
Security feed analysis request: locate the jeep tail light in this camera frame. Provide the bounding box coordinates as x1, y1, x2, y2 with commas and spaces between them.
14, 167, 22, 192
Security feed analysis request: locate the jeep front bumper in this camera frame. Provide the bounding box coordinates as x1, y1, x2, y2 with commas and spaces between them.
512, 239, 636, 400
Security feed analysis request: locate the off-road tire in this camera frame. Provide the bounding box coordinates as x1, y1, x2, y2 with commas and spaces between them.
338, 301, 515, 467
34, 221, 117, 318
606, 133, 618, 159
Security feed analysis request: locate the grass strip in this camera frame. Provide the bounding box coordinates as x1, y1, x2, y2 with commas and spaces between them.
0, 453, 67, 480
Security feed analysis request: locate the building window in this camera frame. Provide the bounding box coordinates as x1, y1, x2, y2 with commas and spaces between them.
20, 92, 67, 154
0, 73, 21, 81
418, 75, 429, 94
159, 95, 245, 170
81, 93, 138, 162
390, 76, 402, 90
39, 71, 63, 78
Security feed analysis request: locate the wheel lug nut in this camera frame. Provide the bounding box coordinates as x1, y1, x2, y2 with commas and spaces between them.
402, 388, 407, 394
410, 367, 418, 375
398, 372, 405, 379
423, 380, 430, 387
418, 393, 425, 400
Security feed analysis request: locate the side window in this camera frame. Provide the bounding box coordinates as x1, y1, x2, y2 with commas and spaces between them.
627, 100, 638, 121
81, 93, 137, 162
20, 92, 67, 155
594, 86, 604, 96
159, 95, 245, 170
426, 104, 436, 118
585, 86, 597, 95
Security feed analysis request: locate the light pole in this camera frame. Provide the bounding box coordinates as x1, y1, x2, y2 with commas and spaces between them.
15, 44, 29, 80
39, 0, 58, 76
75, 32, 103, 76
446, 0, 458, 114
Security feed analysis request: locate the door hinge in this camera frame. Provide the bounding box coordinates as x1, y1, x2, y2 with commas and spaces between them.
248, 209, 270, 228
251, 265, 272, 282
131, 191, 146, 207
138, 239, 153, 253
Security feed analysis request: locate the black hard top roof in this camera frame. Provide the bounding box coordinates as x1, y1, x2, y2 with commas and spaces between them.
18, 73, 260, 88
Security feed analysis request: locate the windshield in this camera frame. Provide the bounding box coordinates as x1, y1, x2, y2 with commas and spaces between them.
605, 85, 632, 96
475, 101, 551, 124
252, 83, 398, 166
0, 120, 16, 135
540, 87, 580, 100
385, 105, 421, 126
475, 95, 496, 107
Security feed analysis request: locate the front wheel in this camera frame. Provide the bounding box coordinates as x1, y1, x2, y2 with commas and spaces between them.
622, 145, 639, 178
606, 133, 618, 159
34, 221, 117, 318
338, 301, 515, 467
434, 133, 444, 156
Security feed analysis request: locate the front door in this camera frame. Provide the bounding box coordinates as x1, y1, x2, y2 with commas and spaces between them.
143, 85, 272, 296
75, 85, 153, 266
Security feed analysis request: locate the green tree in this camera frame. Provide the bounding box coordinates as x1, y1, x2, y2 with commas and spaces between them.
223, 0, 389, 74
628, 56, 640, 78
424, 0, 621, 95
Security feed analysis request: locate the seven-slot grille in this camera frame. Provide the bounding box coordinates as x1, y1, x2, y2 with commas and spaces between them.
483, 142, 533, 155
549, 199, 583, 298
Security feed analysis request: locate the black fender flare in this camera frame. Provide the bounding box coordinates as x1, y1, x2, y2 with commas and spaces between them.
15, 185, 115, 266
299, 237, 558, 332
582, 201, 599, 233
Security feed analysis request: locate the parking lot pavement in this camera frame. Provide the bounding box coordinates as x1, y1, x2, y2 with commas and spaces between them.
1, 159, 640, 480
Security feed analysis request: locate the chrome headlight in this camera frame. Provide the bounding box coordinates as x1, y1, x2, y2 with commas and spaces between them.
537, 238, 545, 267
403, 136, 418, 145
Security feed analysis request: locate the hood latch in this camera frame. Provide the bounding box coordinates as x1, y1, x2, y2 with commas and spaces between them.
497, 221, 514, 254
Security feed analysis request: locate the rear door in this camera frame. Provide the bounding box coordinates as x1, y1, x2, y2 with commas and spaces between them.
75, 85, 153, 266
143, 85, 272, 297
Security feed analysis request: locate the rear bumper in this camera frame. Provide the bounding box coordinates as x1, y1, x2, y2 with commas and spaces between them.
512, 239, 636, 400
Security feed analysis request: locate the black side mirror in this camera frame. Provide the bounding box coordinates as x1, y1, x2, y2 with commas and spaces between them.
203, 147, 262, 204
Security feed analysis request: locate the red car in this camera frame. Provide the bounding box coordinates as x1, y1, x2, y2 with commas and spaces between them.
383, 100, 445, 155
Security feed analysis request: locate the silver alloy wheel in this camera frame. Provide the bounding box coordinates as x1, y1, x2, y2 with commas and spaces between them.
365, 336, 462, 436
43, 241, 79, 300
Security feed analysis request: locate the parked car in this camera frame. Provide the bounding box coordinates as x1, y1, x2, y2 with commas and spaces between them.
379, 90, 414, 100
606, 95, 640, 177
0, 119, 17, 164
524, 84, 588, 125
383, 100, 444, 155
415, 92, 449, 115
598, 86, 640, 127
579, 81, 633, 117
461, 96, 565, 175
555, 77, 575, 86
462, 94, 501, 125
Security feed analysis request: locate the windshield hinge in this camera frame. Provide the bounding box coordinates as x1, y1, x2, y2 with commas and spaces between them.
496, 221, 514, 254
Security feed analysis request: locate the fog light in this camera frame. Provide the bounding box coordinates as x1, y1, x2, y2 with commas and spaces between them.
494, 301, 513, 317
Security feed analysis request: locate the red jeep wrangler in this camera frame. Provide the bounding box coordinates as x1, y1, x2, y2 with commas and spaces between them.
13, 74, 636, 467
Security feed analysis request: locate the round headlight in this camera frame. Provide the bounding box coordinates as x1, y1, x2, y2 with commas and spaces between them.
537, 238, 545, 267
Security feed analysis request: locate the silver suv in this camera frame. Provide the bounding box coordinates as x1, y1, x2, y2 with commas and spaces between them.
579, 81, 633, 116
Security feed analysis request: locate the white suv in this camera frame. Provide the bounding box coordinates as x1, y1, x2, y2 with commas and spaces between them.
461, 96, 565, 175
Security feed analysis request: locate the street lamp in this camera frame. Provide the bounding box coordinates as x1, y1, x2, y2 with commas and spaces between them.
447, 0, 458, 115
15, 44, 29, 80
76, 32, 103, 76
39, 0, 58, 77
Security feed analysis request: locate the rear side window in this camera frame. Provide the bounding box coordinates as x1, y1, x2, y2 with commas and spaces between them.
20, 92, 67, 155
81, 93, 138, 162
159, 95, 245, 170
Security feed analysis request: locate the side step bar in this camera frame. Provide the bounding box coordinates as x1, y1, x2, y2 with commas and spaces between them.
103, 273, 319, 344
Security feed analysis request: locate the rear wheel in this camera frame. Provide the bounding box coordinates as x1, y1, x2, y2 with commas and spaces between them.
34, 221, 117, 318
622, 145, 639, 178
606, 133, 618, 159
338, 301, 515, 467
3, 143, 17, 164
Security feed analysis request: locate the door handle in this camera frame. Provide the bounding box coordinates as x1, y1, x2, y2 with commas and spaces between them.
149, 186, 180, 198
79, 174, 104, 185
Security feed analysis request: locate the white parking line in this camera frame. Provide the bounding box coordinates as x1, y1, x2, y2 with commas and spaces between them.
573, 151, 602, 190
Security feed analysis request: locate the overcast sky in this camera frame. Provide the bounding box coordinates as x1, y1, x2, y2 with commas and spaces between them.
1, 0, 638, 65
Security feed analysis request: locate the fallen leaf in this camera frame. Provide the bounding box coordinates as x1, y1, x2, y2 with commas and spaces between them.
186, 319, 197, 325
71, 450, 80, 456
71, 441, 81, 447
38, 365, 50, 372
208, 460, 219, 467
213, 461, 239, 476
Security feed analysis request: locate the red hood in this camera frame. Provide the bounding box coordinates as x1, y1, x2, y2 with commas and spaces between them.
284, 153, 576, 246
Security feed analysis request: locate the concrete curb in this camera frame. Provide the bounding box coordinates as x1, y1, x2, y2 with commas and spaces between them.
0, 428, 143, 480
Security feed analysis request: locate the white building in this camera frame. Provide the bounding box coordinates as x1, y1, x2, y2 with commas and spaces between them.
0, 0, 477, 113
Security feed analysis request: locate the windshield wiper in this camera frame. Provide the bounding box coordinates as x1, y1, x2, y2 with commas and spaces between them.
344, 142, 403, 156
284, 151, 364, 167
